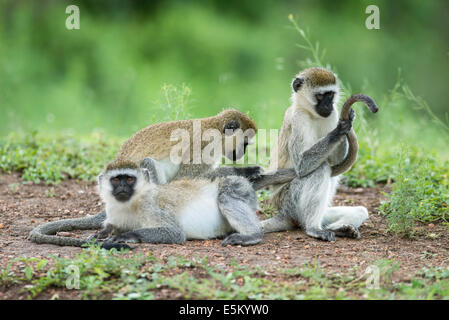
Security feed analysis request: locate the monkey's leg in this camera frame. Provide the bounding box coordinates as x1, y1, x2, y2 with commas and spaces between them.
140, 157, 163, 184
322, 206, 369, 239
283, 164, 336, 242
112, 227, 186, 244
261, 213, 296, 233
217, 176, 263, 246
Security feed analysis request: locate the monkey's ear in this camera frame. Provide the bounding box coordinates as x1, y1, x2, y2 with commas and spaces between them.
292, 77, 304, 92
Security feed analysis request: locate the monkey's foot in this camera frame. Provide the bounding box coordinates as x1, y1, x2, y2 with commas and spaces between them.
306, 229, 336, 242
100, 241, 132, 251
86, 234, 98, 242
107, 234, 140, 243
221, 233, 262, 246
332, 225, 360, 239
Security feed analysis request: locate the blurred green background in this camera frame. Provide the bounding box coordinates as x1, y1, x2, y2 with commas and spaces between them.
0, 0, 448, 155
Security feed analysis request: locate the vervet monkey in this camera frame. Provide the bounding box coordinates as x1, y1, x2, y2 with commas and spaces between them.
93, 159, 263, 246
262, 67, 378, 241
117, 108, 260, 182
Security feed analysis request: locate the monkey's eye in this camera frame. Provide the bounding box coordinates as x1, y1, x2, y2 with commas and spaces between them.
126, 176, 136, 185
315, 93, 324, 101
111, 177, 120, 185
223, 120, 240, 135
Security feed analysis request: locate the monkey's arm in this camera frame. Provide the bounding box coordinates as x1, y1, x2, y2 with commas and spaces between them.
111, 227, 186, 244
109, 207, 186, 244
328, 137, 349, 166
173, 163, 212, 180
291, 119, 353, 178
250, 168, 297, 190
203, 166, 262, 181
328, 109, 354, 166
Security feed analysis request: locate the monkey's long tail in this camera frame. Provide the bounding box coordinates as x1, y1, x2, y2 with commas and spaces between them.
331, 94, 379, 177
28, 211, 129, 250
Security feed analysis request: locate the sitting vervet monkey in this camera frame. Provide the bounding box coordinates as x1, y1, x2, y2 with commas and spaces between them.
262, 67, 373, 241
93, 159, 263, 246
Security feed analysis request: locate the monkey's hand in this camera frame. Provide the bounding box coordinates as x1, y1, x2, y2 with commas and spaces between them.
348, 108, 356, 122
85, 234, 132, 250
236, 166, 264, 182
333, 117, 353, 136
100, 241, 132, 251
89, 224, 113, 241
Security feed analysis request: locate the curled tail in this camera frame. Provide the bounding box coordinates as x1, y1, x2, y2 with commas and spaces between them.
331, 94, 379, 177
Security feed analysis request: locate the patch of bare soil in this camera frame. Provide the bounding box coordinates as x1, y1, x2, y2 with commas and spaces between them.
0, 173, 448, 299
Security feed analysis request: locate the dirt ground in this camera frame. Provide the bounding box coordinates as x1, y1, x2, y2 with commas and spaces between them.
1, 172, 448, 298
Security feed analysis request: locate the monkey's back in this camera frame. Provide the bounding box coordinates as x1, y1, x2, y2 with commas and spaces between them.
116, 109, 257, 164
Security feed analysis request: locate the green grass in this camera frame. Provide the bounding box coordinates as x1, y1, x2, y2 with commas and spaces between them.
0, 130, 121, 184
1, 1, 448, 138
1, 245, 448, 300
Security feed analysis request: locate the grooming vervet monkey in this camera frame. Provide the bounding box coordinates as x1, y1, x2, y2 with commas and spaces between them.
262, 67, 378, 241
29, 109, 280, 248
117, 108, 260, 182
93, 159, 263, 246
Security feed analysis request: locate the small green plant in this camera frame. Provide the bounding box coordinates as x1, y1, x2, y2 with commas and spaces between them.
45, 187, 55, 198
379, 147, 449, 236
154, 83, 192, 122
8, 183, 20, 193
257, 189, 277, 218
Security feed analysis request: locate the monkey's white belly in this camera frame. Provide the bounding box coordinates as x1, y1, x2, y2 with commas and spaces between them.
177, 186, 232, 239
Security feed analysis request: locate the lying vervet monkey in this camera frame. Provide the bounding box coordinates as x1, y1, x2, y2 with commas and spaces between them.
93, 159, 263, 246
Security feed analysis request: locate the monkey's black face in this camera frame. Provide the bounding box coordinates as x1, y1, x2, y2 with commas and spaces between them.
223, 120, 240, 135
110, 174, 136, 202
315, 91, 335, 118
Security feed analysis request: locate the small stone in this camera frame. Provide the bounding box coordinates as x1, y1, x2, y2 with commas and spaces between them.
428, 223, 435, 228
